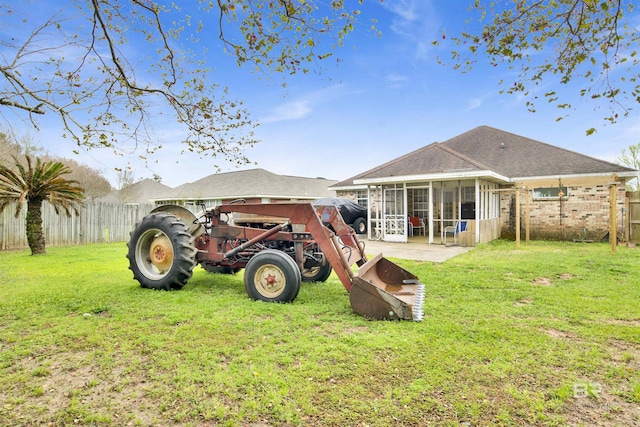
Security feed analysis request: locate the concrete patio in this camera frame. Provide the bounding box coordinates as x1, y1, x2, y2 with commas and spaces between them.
360, 236, 473, 262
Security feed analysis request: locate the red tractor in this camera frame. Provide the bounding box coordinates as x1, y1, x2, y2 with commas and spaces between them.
127, 202, 424, 321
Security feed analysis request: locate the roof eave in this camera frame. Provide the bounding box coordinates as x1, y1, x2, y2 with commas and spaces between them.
511, 171, 638, 182
329, 184, 369, 191
352, 170, 511, 185
149, 193, 330, 202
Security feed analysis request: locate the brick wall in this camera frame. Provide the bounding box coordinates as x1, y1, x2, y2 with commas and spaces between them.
500, 184, 626, 241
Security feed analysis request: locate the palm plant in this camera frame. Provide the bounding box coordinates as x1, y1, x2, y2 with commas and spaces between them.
0, 155, 85, 255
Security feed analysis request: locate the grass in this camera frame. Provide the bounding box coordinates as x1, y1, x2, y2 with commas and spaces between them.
0, 240, 639, 426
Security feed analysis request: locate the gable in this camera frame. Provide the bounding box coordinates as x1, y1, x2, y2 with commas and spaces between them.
332, 126, 635, 188
442, 126, 634, 178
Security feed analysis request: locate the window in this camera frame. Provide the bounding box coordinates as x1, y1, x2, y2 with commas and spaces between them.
533, 187, 568, 199
355, 190, 368, 208
462, 186, 475, 203
411, 188, 429, 219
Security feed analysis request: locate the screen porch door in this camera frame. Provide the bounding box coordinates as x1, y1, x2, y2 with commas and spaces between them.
383, 184, 407, 242
438, 187, 458, 243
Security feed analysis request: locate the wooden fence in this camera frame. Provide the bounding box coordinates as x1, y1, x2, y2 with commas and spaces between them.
0, 202, 155, 251
627, 191, 640, 244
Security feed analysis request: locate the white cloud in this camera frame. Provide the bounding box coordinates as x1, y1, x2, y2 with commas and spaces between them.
466, 97, 482, 111
379, 0, 438, 60
382, 0, 419, 25
465, 90, 500, 111
259, 85, 346, 124
260, 99, 314, 123
386, 73, 408, 83
385, 72, 408, 89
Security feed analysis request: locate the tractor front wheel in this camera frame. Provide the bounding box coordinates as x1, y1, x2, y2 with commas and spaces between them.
244, 250, 301, 302
127, 213, 197, 290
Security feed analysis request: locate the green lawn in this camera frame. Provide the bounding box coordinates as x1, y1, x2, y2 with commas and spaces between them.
0, 240, 638, 426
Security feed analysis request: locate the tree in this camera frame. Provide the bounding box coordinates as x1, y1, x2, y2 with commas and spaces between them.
0, 128, 42, 164
44, 156, 113, 201
0, 127, 112, 199
0, 155, 85, 255
116, 168, 136, 203
618, 143, 640, 191
437, 1, 638, 134
0, 1, 376, 165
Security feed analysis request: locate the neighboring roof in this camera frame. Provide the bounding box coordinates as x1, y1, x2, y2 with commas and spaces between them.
155, 168, 337, 202
332, 126, 636, 188
97, 178, 172, 204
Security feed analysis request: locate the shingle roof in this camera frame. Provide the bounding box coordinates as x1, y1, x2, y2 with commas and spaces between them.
160, 168, 337, 201
97, 178, 172, 204
340, 143, 492, 183
443, 126, 633, 178
333, 126, 635, 187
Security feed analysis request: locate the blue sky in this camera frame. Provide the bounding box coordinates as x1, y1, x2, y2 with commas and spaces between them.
4, 1, 640, 188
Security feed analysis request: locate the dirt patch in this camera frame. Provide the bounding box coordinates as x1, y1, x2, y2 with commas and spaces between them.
543, 329, 577, 340
343, 326, 369, 334
606, 339, 640, 371
563, 339, 640, 426
514, 298, 532, 307
532, 273, 573, 286
532, 277, 553, 286
564, 392, 640, 427
3, 350, 165, 426
603, 318, 640, 327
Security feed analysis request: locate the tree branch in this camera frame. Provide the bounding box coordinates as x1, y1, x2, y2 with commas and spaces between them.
0, 98, 44, 114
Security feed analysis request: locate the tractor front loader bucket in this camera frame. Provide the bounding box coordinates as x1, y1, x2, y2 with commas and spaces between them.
350, 253, 425, 321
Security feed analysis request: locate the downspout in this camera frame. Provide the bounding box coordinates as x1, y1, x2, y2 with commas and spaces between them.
558, 178, 564, 240
475, 178, 480, 245
428, 181, 434, 244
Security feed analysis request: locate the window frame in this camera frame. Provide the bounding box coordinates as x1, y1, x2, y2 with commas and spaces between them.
532, 186, 568, 200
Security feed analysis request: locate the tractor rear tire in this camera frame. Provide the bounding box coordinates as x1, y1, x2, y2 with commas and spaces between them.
302, 255, 332, 282
352, 217, 367, 234
244, 250, 301, 303
127, 212, 197, 290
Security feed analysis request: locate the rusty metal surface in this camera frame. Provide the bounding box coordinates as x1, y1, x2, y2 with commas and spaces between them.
161, 202, 426, 321
349, 253, 425, 321
215, 203, 367, 291
152, 205, 205, 237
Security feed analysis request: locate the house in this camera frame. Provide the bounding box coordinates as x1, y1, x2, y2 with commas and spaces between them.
144, 169, 338, 211
331, 126, 637, 245
98, 178, 172, 205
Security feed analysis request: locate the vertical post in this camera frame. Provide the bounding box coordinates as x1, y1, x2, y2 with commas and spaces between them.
515, 188, 521, 249
366, 185, 372, 241
624, 194, 629, 243
475, 178, 480, 245
403, 183, 408, 240
428, 181, 434, 244
610, 183, 617, 253
525, 187, 530, 243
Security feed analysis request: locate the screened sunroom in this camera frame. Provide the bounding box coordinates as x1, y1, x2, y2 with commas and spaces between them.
356, 178, 503, 246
